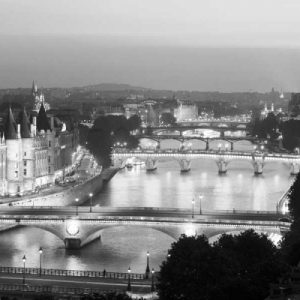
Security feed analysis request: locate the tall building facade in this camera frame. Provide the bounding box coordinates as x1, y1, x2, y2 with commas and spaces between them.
0, 85, 78, 196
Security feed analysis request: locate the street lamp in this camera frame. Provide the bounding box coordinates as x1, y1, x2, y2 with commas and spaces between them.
89, 193, 93, 212
22, 255, 26, 285
199, 195, 203, 214
39, 247, 43, 277
75, 198, 79, 216
145, 251, 150, 279
127, 267, 132, 291
151, 268, 155, 292
192, 198, 195, 218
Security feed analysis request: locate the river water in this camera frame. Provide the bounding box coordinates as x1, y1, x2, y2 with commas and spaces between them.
0, 155, 293, 273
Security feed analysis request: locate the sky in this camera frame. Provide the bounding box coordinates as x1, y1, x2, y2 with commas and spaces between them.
1, 0, 300, 91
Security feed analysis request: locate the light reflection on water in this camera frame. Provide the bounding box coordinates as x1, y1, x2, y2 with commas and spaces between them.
0, 158, 294, 272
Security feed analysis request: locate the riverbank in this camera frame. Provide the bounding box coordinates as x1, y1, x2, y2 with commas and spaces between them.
2, 167, 119, 207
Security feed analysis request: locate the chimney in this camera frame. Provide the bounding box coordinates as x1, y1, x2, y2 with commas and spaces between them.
50, 116, 54, 130
30, 124, 36, 137
17, 124, 21, 139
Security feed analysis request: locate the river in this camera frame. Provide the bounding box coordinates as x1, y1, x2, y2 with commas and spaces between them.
0, 156, 293, 273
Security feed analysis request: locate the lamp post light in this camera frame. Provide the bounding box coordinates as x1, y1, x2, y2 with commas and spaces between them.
89, 193, 93, 213
39, 247, 43, 277
127, 267, 132, 291
22, 255, 26, 285
75, 198, 79, 216
151, 268, 155, 292
145, 251, 150, 279
199, 195, 203, 214
192, 198, 195, 218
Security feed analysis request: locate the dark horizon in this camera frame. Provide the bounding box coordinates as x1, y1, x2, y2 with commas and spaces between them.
1, 35, 300, 93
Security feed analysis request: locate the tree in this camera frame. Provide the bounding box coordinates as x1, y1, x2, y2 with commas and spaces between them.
157, 230, 287, 300
281, 173, 300, 265
160, 113, 176, 126
127, 114, 141, 131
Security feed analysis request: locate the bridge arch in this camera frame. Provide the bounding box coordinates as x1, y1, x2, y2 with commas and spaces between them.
153, 129, 181, 136
182, 139, 207, 150
13, 224, 66, 244
81, 224, 179, 246
209, 139, 231, 150
138, 138, 159, 149
232, 140, 254, 152
159, 139, 182, 150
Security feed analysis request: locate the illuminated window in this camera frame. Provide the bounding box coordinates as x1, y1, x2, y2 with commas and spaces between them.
48, 156, 51, 163
23, 161, 27, 166
15, 171, 18, 178
23, 169, 27, 176
24, 152, 26, 157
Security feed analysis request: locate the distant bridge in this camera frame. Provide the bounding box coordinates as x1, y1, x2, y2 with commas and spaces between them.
0, 207, 289, 249
136, 135, 256, 152
146, 123, 249, 136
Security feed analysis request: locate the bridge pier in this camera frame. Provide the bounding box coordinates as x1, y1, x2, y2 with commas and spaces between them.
253, 161, 264, 175
205, 139, 209, 151
146, 158, 157, 171
64, 238, 81, 250
290, 162, 300, 175
179, 159, 191, 172
216, 158, 228, 174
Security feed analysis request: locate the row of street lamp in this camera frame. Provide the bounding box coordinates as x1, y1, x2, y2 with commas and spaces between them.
22, 249, 155, 292
22, 247, 43, 285
127, 250, 155, 292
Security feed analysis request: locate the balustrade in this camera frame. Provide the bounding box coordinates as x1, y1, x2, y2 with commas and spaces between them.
0, 266, 146, 280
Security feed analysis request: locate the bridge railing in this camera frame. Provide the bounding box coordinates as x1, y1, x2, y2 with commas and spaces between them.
0, 283, 118, 295
0, 266, 146, 280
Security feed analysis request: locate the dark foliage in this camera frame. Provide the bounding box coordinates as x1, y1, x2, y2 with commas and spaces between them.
281, 120, 300, 151
281, 173, 300, 265
86, 115, 140, 168
80, 292, 131, 300
160, 113, 176, 126
157, 230, 287, 300
251, 112, 279, 140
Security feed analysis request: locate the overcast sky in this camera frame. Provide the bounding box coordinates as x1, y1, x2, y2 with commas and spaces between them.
1, 0, 300, 90
1, 0, 300, 47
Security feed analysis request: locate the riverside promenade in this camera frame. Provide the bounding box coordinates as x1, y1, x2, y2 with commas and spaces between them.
0, 266, 157, 299
0, 167, 119, 207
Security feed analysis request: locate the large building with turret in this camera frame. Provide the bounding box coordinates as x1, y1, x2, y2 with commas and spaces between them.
0, 83, 78, 196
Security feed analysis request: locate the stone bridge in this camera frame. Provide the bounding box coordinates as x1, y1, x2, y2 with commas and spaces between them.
112, 149, 300, 175
0, 207, 290, 249
148, 123, 249, 136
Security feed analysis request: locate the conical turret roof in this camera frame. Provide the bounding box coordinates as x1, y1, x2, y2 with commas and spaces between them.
37, 102, 51, 132
18, 107, 31, 138
4, 107, 17, 139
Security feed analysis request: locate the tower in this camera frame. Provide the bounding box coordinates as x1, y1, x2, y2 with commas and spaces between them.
4, 107, 23, 196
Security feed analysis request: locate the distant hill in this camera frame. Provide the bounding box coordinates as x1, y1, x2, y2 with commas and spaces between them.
80, 83, 147, 92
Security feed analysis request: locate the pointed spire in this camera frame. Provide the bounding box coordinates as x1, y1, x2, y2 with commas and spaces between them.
18, 107, 31, 138
32, 80, 38, 94
37, 102, 51, 132
4, 107, 17, 139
